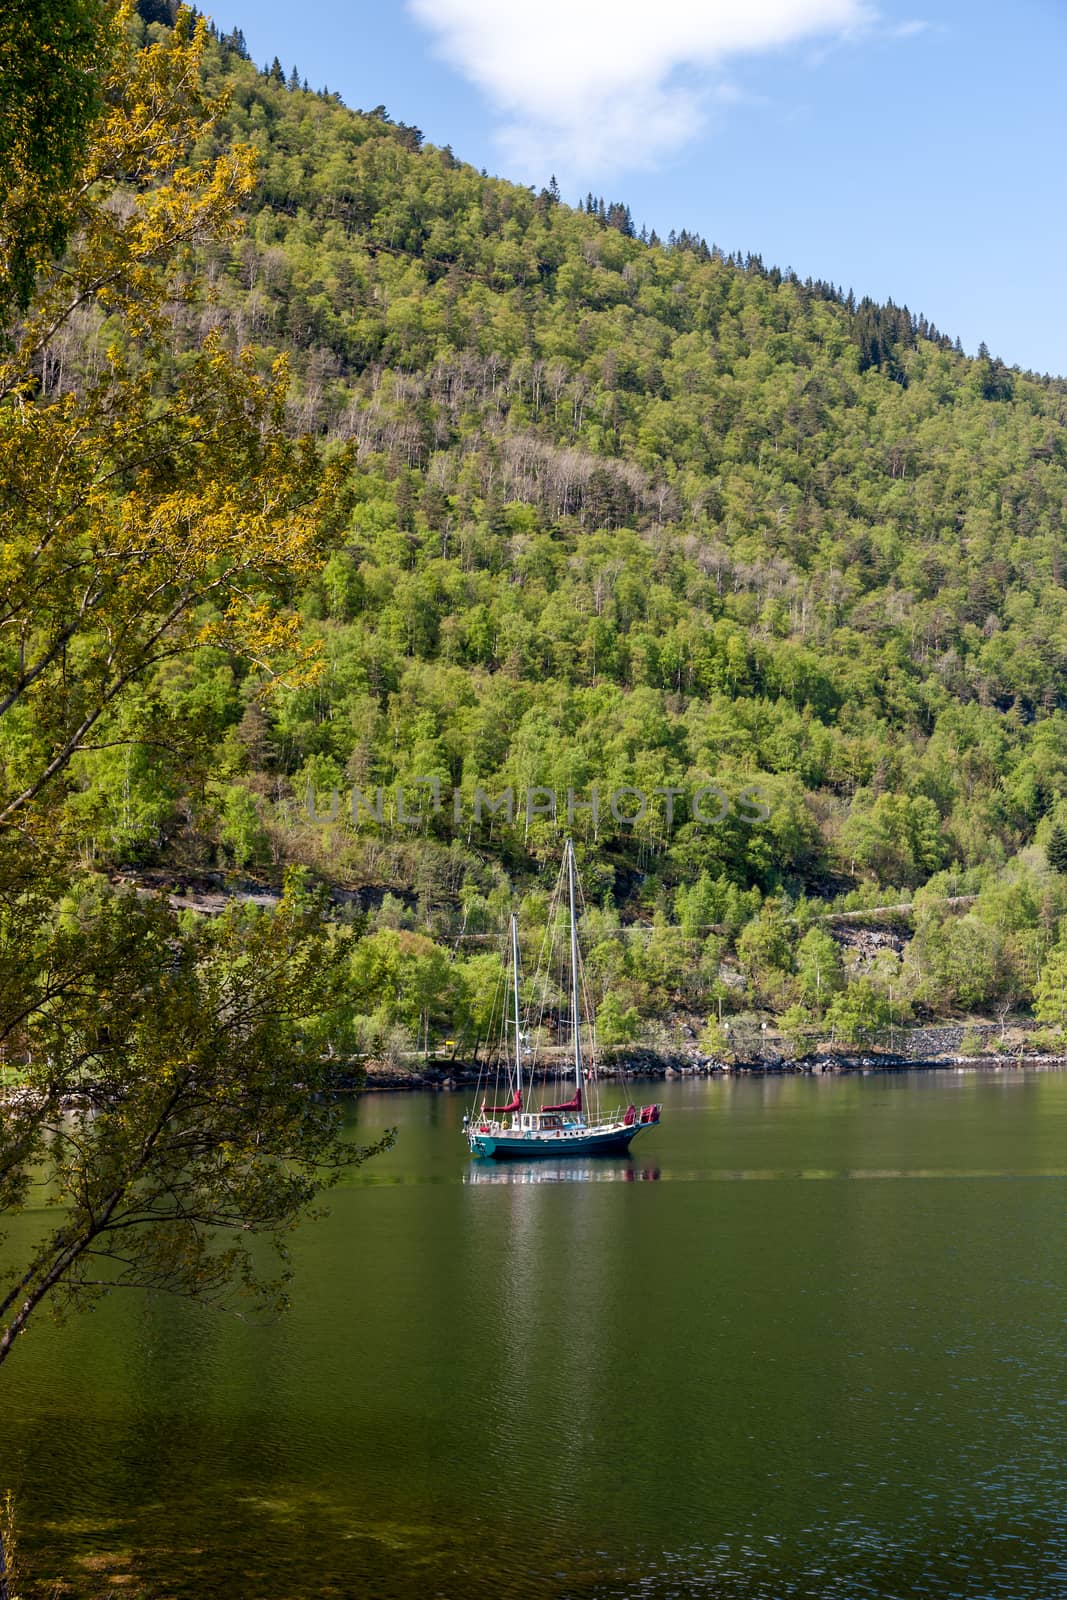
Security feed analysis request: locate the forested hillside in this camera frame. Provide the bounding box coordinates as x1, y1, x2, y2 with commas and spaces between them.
31, 10, 1067, 1056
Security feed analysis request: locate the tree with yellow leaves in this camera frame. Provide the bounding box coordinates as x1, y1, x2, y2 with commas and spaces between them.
0, 4, 386, 1395
1, 5, 354, 824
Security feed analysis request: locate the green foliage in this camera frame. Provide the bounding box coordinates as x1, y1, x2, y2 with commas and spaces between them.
1047, 823, 1067, 875
596, 989, 640, 1050
778, 1003, 814, 1056
0, 14, 390, 1367
699, 1017, 731, 1057
795, 927, 843, 1015
826, 979, 892, 1044
737, 904, 795, 1005
1034, 943, 1067, 1031
0, 874, 394, 1364
10, 9, 1067, 1116
908, 913, 1003, 1012
57, 29, 1067, 1034
109, 35, 1067, 985
842, 794, 946, 888
0, 0, 118, 318
219, 782, 268, 867
348, 926, 461, 1049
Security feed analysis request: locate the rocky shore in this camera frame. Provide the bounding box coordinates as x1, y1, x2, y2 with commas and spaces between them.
356, 1031, 1067, 1092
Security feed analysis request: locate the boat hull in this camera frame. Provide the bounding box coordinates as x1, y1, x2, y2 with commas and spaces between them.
468, 1122, 649, 1160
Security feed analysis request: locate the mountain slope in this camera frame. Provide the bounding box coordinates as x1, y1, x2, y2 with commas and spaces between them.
58, 18, 1067, 1050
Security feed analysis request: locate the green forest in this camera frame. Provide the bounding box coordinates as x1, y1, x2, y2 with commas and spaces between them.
10, 4, 1067, 1066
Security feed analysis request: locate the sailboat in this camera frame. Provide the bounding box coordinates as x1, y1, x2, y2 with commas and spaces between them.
464, 839, 661, 1160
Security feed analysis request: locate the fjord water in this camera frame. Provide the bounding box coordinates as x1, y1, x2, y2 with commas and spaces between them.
6, 1071, 1067, 1598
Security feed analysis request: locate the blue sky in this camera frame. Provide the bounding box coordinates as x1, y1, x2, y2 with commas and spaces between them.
232, 0, 1066, 375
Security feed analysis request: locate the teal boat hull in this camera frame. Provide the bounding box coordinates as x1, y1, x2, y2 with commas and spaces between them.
468, 1122, 650, 1160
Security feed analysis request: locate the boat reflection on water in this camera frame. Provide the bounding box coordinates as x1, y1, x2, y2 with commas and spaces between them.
464, 1161, 661, 1185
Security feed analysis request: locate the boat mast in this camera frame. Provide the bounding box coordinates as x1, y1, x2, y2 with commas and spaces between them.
567, 839, 583, 1092
511, 911, 523, 1107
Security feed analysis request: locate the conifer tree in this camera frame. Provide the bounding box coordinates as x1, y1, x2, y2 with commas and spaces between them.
1047, 824, 1067, 874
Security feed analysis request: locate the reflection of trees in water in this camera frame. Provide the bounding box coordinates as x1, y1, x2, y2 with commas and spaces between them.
464, 1163, 660, 1184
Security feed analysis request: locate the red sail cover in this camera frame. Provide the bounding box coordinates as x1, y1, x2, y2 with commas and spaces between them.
541, 1086, 582, 1113
483, 1090, 521, 1114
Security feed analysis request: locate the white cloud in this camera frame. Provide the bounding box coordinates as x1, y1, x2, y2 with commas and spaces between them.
407, 0, 874, 176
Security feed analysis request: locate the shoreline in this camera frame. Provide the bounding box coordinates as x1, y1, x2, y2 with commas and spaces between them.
355, 1051, 1067, 1092
11, 1050, 1064, 1113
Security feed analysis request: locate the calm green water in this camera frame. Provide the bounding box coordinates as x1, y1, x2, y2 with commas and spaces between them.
4, 1070, 1067, 1598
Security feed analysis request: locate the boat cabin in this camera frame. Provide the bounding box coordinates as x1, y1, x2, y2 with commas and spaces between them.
515, 1112, 565, 1131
